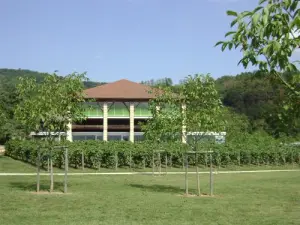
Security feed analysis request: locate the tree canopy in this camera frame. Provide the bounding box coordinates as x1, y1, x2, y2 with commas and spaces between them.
142, 74, 225, 144
14, 72, 88, 141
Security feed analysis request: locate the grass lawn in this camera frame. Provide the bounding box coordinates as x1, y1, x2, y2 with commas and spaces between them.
1, 156, 300, 225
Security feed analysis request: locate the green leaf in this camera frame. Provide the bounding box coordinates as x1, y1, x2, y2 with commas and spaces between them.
253, 6, 263, 14
283, 0, 292, 9
287, 63, 298, 72
283, 105, 289, 111
221, 42, 228, 51
262, 6, 269, 25
214, 41, 224, 47
290, 0, 298, 11
241, 11, 253, 18
226, 10, 238, 17
273, 41, 281, 51
259, 0, 268, 4
291, 16, 300, 28
252, 13, 260, 26
231, 18, 238, 27
262, 15, 268, 26
225, 31, 236, 37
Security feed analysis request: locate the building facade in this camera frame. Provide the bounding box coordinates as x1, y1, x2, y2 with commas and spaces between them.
67, 79, 226, 143
70, 79, 157, 142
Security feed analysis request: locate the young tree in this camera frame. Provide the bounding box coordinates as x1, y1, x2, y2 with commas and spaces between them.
216, 0, 300, 135
142, 86, 182, 142
143, 75, 224, 140
142, 74, 225, 196
15, 72, 87, 138
14, 72, 88, 192
183, 74, 225, 137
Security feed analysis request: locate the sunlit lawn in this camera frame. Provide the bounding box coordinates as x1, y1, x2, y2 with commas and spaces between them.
0, 156, 300, 225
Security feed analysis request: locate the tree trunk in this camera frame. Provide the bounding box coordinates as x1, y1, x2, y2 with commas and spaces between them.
81, 150, 84, 170
152, 152, 155, 175
210, 152, 213, 196
158, 152, 161, 175
50, 150, 54, 193
36, 149, 40, 193
64, 147, 68, 193
165, 155, 168, 175
196, 153, 200, 196
185, 153, 188, 195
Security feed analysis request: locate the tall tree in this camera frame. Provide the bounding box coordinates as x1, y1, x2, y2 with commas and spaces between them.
216, 0, 300, 85
216, 0, 300, 135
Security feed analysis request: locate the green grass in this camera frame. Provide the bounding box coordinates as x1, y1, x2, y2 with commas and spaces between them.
0, 156, 300, 225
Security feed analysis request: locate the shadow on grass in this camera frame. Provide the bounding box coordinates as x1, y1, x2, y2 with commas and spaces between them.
129, 184, 186, 194
9, 181, 67, 192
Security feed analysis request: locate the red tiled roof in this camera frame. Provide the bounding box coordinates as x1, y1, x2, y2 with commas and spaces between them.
84, 79, 162, 100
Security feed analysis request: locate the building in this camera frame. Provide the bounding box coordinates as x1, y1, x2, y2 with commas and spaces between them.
70, 79, 158, 142
67, 79, 226, 143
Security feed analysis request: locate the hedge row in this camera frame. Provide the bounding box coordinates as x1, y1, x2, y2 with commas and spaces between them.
5, 139, 300, 170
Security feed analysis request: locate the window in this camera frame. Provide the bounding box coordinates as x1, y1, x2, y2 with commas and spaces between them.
73, 135, 86, 141
108, 102, 129, 117
73, 135, 96, 141
108, 135, 122, 141
86, 135, 96, 140
135, 102, 151, 117
96, 135, 103, 141
84, 102, 103, 117
134, 134, 144, 142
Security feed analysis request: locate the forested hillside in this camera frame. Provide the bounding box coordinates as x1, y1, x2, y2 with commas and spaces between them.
141, 72, 299, 139
0, 69, 103, 89
0, 68, 299, 144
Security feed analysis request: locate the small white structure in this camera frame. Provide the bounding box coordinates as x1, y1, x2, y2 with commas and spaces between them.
29, 132, 67, 142
186, 132, 226, 144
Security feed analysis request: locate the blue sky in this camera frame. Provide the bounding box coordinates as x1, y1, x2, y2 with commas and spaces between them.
0, 0, 259, 83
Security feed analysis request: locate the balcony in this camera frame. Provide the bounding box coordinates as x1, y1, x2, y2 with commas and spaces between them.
84, 102, 152, 118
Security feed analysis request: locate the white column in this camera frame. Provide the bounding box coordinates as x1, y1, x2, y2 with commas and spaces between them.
129, 102, 135, 142
182, 103, 187, 144
103, 102, 108, 141
66, 120, 73, 142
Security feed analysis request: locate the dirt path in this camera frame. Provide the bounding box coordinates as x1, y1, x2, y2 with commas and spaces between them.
0, 169, 299, 176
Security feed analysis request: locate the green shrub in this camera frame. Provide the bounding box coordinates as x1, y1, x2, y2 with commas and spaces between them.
4, 139, 300, 169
